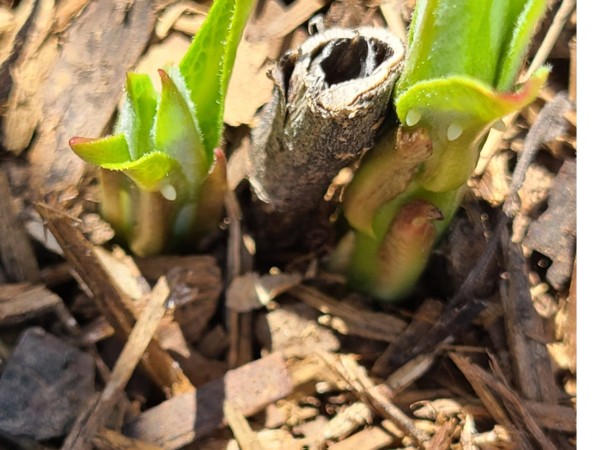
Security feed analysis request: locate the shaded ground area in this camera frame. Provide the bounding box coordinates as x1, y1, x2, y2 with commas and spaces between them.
0, 0, 576, 449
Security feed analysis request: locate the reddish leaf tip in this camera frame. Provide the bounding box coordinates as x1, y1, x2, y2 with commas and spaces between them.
69, 137, 93, 148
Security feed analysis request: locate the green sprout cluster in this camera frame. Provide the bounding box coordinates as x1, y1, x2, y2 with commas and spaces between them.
335, 0, 550, 300
70, 0, 253, 256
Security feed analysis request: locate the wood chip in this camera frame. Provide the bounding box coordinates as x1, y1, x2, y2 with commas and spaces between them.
501, 227, 559, 403
0, 0, 36, 102
93, 428, 162, 450
256, 0, 327, 40
155, 1, 208, 39
319, 352, 427, 445
328, 420, 403, 450
224, 0, 288, 127
523, 158, 576, 290
0, 283, 61, 325
224, 401, 265, 450
0, 168, 40, 282
289, 285, 408, 343
53, 0, 91, 33
0, 327, 95, 440
36, 203, 193, 395
1, 0, 57, 154
136, 255, 222, 342
28, 0, 157, 193
379, 0, 408, 42
62, 277, 171, 450
372, 299, 443, 376
427, 418, 457, 449
255, 302, 340, 356
226, 272, 302, 312
323, 402, 373, 441
123, 353, 294, 449
450, 352, 560, 450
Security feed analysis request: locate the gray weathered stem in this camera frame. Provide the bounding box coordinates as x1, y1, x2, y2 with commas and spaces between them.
249, 27, 404, 249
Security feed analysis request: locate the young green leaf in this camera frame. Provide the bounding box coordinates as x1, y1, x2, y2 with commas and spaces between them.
117, 73, 158, 159
154, 69, 207, 194
179, 0, 255, 155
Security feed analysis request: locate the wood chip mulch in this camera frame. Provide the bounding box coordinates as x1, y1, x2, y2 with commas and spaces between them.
0, 0, 576, 449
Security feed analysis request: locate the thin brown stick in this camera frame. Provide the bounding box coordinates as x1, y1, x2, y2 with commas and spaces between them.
318, 352, 427, 446
62, 278, 171, 450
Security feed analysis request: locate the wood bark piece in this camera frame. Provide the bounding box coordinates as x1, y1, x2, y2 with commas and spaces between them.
123, 352, 294, 449
36, 203, 193, 395
450, 353, 560, 450
0, 169, 40, 282
249, 27, 404, 249
0, 0, 38, 103
427, 418, 457, 449
255, 302, 340, 356
1, 0, 57, 154
523, 158, 576, 290
28, 0, 157, 193
223, 401, 265, 450
372, 299, 444, 376
93, 428, 162, 450
62, 278, 171, 450
328, 420, 403, 450
501, 227, 559, 403
318, 352, 427, 445
0, 283, 61, 325
289, 285, 408, 342
136, 255, 222, 342
0, 327, 94, 440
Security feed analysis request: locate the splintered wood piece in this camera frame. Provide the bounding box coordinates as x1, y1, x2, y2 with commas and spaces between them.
0, 327, 95, 440
427, 418, 457, 449
501, 227, 559, 403
319, 352, 427, 445
137, 255, 222, 343
257, 0, 328, 39
550, 259, 576, 373
28, 0, 157, 193
62, 278, 171, 450
379, 0, 407, 42
372, 299, 443, 376
0, 0, 37, 102
227, 272, 302, 313
523, 158, 576, 290
54, 0, 92, 33
255, 302, 340, 357
2, 0, 57, 154
450, 353, 560, 450
224, 401, 265, 450
123, 353, 294, 449
289, 285, 408, 343
384, 353, 437, 394
36, 204, 193, 395
0, 169, 40, 282
93, 428, 162, 450
224, 0, 287, 127
323, 402, 374, 441
460, 414, 478, 450
0, 284, 60, 325
328, 420, 403, 450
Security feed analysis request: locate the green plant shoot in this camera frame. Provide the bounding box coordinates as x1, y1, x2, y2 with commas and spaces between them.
335, 0, 550, 300
69, 0, 254, 256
